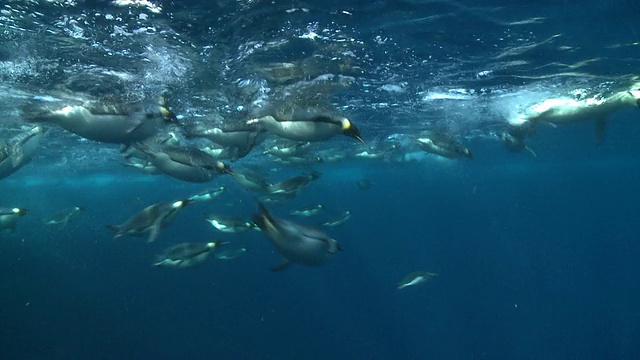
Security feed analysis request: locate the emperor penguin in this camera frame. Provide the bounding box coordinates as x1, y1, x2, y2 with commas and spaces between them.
133, 143, 233, 183
508, 83, 640, 143
252, 202, 341, 271
246, 104, 364, 143
0, 207, 28, 233
0, 126, 46, 180
416, 133, 472, 160
184, 121, 266, 161
153, 241, 223, 269
21, 97, 177, 144
107, 199, 191, 243
42, 206, 83, 227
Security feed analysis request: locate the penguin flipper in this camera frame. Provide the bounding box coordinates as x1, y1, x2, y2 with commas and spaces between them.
146, 223, 161, 243
595, 117, 608, 144
525, 146, 537, 158
271, 258, 291, 272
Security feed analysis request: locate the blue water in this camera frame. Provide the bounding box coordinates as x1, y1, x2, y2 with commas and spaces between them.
2, 0, 640, 359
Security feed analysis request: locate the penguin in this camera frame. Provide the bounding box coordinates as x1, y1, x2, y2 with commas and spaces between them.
274, 155, 323, 166
0, 207, 28, 233
43, 206, 83, 227
246, 104, 364, 143
416, 134, 472, 160
133, 143, 233, 183
184, 122, 266, 161
290, 204, 323, 217
321, 210, 351, 228
508, 83, 640, 143
153, 241, 222, 269
107, 200, 190, 242
397, 271, 438, 290
187, 187, 226, 203
252, 202, 341, 271
263, 142, 310, 159
0, 126, 46, 181
499, 132, 537, 157
21, 97, 177, 144
204, 215, 258, 233
231, 169, 271, 193
215, 246, 248, 261
267, 171, 321, 196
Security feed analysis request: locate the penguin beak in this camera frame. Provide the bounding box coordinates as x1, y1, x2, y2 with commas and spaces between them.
354, 134, 366, 144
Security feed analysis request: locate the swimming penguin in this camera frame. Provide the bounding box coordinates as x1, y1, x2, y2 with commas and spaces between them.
0, 207, 28, 233
153, 241, 223, 268
252, 202, 341, 271
184, 122, 266, 161
0, 126, 46, 181
416, 134, 472, 160
107, 200, 191, 242
187, 187, 226, 203
263, 142, 311, 159
215, 246, 248, 261
267, 171, 321, 196
43, 206, 83, 227
397, 271, 438, 290
205, 215, 258, 233
231, 169, 271, 193
120, 159, 161, 175
321, 210, 351, 228
508, 83, 640, 143
21, 97, 177, 144
290, 204, 323, 217
356, 179, 373, 190
133, 143, 233, 183
499, 132, 537, 157
246, 103, 364, 143
274, 155, 324, 166
353, 144, 397, 160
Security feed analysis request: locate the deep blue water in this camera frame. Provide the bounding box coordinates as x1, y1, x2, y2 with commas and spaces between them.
2, 0, 640, 359
3, 126, 640, 359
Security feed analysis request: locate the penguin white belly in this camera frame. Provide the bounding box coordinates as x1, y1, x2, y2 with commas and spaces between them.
53, 106, 155, 143
418, 139, 456, 158
269, 121, 338, 141
151, 154, 214, 183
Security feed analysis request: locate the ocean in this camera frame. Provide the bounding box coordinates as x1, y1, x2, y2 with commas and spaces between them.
1, 0, 640, 359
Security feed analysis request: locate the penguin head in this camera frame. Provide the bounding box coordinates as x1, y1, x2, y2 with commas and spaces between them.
171, 200, 185, 209
629, 88, 640, 107
340, 118, 365, 143
13, 208, 27, 216
215, 161, 234, 175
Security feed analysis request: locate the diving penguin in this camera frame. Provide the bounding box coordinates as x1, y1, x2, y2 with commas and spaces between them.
416, 133, 472, 160
205, 215, 258, 233
107, 199, 191, 242
252, 202, 341, 271
397, 271, 438, 290
0, 126, 46, 181
508, 83, 640, 144
43, 206, 83, 227
153, 241, 223, 269
21, 97, 177, 145
0, 207, 28, 233
133, 143, 233, 183
246, 103, 364, 143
